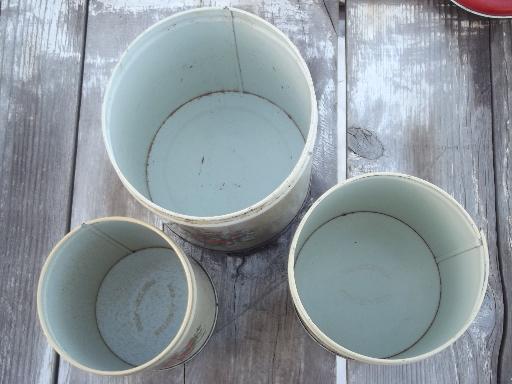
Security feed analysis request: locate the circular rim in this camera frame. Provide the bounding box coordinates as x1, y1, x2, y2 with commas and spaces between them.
450, 0, 512, 18
288, 172, 489, 364
37, 217, 198, 376
102, 7, 318, 227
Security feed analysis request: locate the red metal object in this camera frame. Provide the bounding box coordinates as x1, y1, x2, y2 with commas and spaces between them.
451, 0, 512, 17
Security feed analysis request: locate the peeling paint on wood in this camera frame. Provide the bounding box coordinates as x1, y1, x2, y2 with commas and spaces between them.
6, 0, 508, 382
490, 18, 512, 384
0, 0, 87, 383
346, 0, 503, 383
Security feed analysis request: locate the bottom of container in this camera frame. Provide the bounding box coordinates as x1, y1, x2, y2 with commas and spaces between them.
96, 248, 188, 366
146, 91, 305, 217
294, 211, 441, 359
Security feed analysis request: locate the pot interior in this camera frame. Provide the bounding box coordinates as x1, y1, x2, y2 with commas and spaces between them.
104, 8, 313, 217
293, 175, 486, 360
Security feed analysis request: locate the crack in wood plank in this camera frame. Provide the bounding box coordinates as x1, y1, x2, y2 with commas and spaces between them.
346, 0, 504, 383
490, 18, 512, 384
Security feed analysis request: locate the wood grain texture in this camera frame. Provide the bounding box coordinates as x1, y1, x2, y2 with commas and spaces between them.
164, 1, 338, 383
338, 2, 346, 182
0, 0, 86, 383
323, 0, 338, 34
490, 18, 512, 384
60, 0, 337, 383
56, 1, 201, 383
166, 222, 335, 384
345, 0, 503, 383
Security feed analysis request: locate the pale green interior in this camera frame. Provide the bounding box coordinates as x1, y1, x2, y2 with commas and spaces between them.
146, 92, 304, 216
39, 221, 188, 371
104, 8, 312, 217
294, 176, 486, 360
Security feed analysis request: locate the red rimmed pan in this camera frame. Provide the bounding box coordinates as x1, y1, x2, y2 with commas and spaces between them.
451, 0, 512, 17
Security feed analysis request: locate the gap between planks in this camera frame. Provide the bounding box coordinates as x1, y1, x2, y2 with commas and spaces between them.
337, 3, 347, 384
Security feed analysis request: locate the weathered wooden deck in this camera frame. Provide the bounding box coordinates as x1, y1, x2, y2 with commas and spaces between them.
0, 0, 510, 383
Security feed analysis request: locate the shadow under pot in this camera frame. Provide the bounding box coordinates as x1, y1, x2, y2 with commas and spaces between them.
37, 217, 217, 375
102, 7, 317, 252
288, 173, 488, 364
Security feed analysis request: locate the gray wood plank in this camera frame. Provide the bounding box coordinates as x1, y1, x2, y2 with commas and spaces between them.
337, 3, 348, 383
0, 0, 87, 383
56, 1, 202, 383
345, 0, 503, 383
490, 18, 512, 384
162, 1, 338, 383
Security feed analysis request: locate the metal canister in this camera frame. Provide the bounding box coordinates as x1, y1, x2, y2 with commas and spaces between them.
102, 7, 317, 251
289, 173, 488, 364
37, 217, 217, 375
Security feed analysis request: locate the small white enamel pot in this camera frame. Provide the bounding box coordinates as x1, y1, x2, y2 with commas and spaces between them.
289, 173, 488, 364
37, 217, 217, 375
